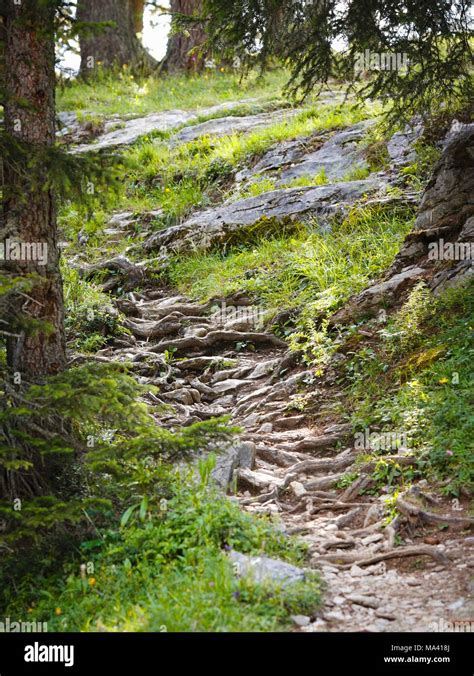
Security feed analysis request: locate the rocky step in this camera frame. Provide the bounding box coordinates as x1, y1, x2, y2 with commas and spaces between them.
143, 179, 386, 258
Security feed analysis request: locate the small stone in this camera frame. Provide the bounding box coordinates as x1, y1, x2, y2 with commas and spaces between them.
291, 615, 311, 627
350, 564, 365, 577
309, 618, 327, 631
406, 578, 422, 586
258, 423, 273, 433
346, 594, 380, 609
464, 536, 474, 547
424, 535, 440, 545
447, 599, 464, 611
323, 610, 346, 622
290, 481, 307, 497
213, 379, 249, 394
332, 595, 346, 606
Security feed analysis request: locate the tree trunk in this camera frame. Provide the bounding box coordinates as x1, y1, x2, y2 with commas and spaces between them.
161, 0, 207, 73
132, 0, 146, 34
1, 0, 66, 378
77, 0, 157, 77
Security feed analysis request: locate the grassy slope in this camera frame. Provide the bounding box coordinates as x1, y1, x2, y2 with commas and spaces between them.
61, 70, 472, 502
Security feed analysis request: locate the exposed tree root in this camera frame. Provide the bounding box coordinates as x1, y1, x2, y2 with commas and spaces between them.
314, 544, 450, 568
151, 330, 287, 354
124, 317, 181, 339
281, 454, 356, 489
78, 256, 145, 291
397, 491, 474, 530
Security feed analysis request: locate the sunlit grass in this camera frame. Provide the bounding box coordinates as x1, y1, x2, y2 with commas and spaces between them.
57, 69, 291, 116
167, 203, 415, 320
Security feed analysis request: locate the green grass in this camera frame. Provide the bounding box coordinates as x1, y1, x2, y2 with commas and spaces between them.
62, 265, 127, 351
166, 203, 414, 335
57, 70, 290, 116
4, 473, 321, 632
238, 168, 329, 199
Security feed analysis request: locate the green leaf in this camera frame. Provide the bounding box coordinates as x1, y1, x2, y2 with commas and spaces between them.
120, 503, 138, 528
139, 495, 149, 522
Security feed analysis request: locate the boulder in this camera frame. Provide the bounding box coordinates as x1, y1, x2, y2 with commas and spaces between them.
229, 550, 306, 586
211, 441, 256, 490
332, 124, 474, 321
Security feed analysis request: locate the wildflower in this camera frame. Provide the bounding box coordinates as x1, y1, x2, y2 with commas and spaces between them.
55, 607, 62, 616
446, 450, 453, 457
438, 377, 449, 384
88, 577, 96, 586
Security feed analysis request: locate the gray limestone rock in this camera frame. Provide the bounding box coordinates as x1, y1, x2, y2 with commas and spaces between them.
211, 441, 256, 490
144, 179, 384, 256
229, 550, 306, 586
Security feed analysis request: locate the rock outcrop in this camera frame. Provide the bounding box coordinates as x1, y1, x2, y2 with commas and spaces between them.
333, 123, 474, 322
144, 179, 385, 257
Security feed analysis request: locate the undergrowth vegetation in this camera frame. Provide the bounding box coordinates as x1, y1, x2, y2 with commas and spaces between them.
344, 280, 474, 496
3, 469, 320, 632
0, 345, 320, 630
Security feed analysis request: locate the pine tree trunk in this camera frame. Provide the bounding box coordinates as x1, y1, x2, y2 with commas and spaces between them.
77, 0, 157, 77
2, 0, 66, 378
161, 0, 207, 73
132, 0, 146, 34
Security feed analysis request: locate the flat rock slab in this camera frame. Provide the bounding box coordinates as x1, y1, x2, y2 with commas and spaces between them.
145, 178, 385, 256
174, 108, 301, 144
72, 110, 195, 153
278, 120, 373, 184
229, 550, 306, 586
70, 99, 263, 153
237, 120, 374, 183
